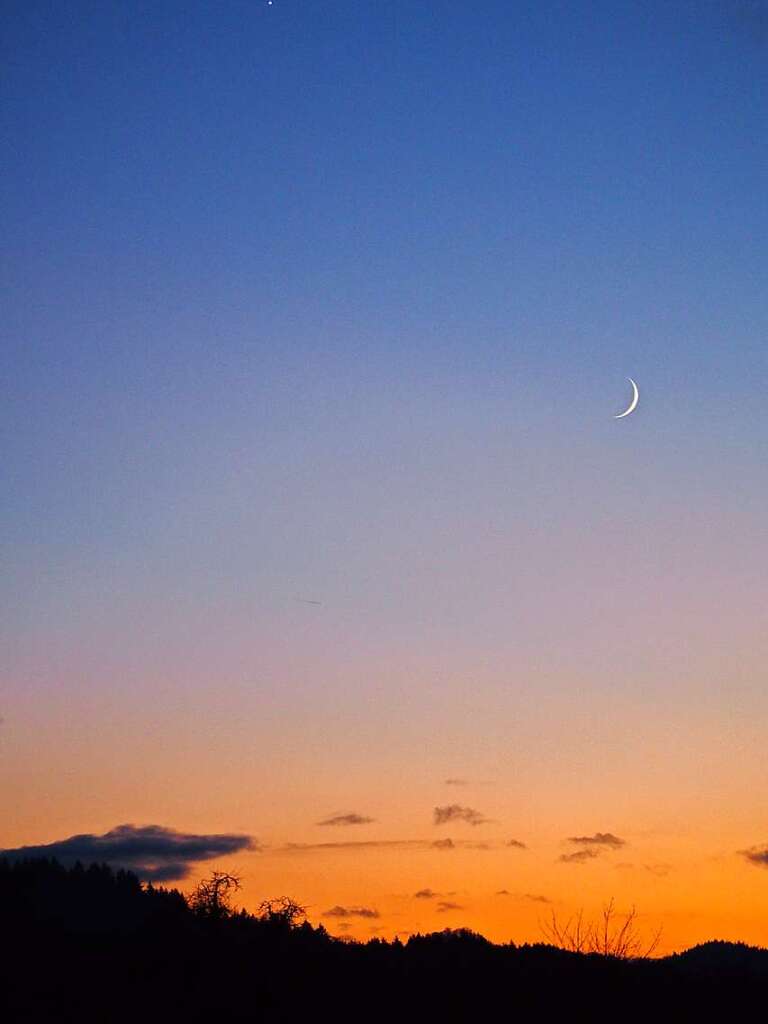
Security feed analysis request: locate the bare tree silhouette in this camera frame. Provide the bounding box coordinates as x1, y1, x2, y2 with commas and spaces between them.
256, 896, 307, 926
189, 870, 242, 920
543, 898, 662, 959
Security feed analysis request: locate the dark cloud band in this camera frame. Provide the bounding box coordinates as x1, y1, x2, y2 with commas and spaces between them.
0, 824, 257, 882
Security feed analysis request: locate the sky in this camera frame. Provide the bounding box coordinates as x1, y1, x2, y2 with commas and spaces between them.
2, 0, 768, 952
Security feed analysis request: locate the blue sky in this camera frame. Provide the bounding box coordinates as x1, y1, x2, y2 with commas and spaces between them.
3, 6, 768, 916
4, 1, 767, 610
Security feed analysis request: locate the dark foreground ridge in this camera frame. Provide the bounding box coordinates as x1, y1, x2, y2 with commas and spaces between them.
2, 858, 766, 1022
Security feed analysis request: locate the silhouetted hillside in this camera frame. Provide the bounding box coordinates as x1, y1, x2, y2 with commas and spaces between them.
669, 938, 768, 972
1, 858, 766, 1022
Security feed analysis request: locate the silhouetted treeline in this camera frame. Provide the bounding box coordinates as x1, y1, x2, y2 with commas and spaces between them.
1, 857, 766, 1022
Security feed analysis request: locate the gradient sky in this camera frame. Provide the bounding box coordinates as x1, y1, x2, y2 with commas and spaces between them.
3, 0, 768, 952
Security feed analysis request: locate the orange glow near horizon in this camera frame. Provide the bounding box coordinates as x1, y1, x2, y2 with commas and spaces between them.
6, 671, 768, 956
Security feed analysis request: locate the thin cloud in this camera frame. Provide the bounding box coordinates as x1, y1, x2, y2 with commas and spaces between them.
322, 905, 380, 919
444, 778, 494, 787
507, 839, 527, 849
0, 824, 257, 882
414, 888, 440, 899
740, 845, 768, 867
317, 813, 375, 827
567, 833, 625, 848
436, 901, 464, 913
645, 863, 673, 877
496, 890, 551, 903
433, 805, 492, 827
283, 839, 428, 853
559, 848, 601, 864
281, 836, 508, 854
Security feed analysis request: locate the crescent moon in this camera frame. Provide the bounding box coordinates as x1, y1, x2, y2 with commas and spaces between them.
614, 377, 639, 419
